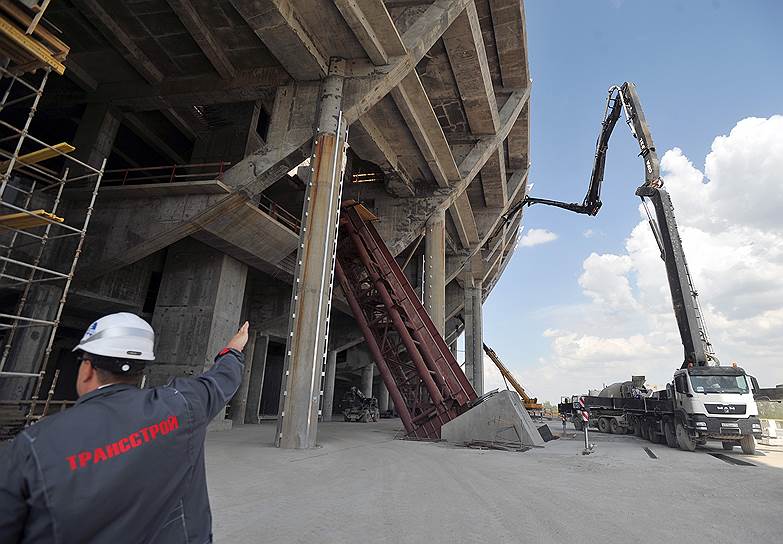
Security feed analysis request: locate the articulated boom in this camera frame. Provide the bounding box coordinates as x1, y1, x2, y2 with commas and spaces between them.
506, 82, 714, 368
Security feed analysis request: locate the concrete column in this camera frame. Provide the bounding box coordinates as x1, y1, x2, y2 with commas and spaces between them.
277, 58, 347, 449
245, 335, 269, 424
230, 330, 257, 426
378, 381, 389, 412
464, 273, 484, 395
150, 238, 248, 429
322, 350, 338, 422
72, 102, 122, 170
424, 209, 446, 335
450, 340, 458, 359
361, 363, 374, 399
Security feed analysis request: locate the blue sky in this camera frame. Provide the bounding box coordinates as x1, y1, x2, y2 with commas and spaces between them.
482, 0, 783, 402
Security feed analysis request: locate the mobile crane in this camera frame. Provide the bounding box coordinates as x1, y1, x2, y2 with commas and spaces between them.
507, 82, 761, 452
483, 343, 543, 416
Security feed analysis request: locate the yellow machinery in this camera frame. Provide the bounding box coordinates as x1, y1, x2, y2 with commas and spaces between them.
483, 343, 543, 415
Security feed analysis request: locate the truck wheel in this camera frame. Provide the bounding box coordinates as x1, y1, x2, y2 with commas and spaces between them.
633, 420, 642, 437
647, 422, 661, 444
609, 419, 622, 434
676, 422, 696, 452
740, 435, 756, 455
598, 418, 610, 433
664, 421, 678, 448
721, 441, 735, 451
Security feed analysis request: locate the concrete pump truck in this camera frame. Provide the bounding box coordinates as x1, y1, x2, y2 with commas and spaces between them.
502, 82, 762, 453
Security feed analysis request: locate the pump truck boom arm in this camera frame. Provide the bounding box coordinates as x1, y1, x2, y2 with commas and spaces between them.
504, 82, 713, 369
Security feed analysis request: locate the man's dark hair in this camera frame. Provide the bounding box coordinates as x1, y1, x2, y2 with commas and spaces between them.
80, 352, 144, 385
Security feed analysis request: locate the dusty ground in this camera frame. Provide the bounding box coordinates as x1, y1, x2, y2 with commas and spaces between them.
206, 419, 783, 543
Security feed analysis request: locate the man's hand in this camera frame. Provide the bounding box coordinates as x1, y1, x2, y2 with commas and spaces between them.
227, 322, 250, 352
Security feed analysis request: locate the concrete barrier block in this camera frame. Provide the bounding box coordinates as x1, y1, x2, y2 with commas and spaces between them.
441, 390, 545, 447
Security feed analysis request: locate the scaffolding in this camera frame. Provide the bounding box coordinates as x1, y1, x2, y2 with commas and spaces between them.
0, 10, 103, 438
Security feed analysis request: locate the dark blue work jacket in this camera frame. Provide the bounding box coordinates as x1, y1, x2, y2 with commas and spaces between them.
0, 349, 244, 543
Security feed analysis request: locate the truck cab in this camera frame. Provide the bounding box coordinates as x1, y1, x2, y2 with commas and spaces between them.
671, 366, 762, 453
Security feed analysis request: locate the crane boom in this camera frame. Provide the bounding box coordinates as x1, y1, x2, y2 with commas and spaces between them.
483, 343, 543, 412
501, 82, 714, 368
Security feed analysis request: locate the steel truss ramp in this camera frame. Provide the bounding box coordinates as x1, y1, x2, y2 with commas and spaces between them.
335, 204, 477, 439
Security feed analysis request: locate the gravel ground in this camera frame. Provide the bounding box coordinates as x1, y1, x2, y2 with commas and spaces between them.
206, 418, 783, 543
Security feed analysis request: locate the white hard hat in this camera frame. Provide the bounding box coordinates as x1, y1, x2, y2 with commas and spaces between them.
73, 312, 155, 361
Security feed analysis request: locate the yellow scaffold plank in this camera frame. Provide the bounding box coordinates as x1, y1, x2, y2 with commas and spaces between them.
0, 15, 65, 75
18, 142, 74, 165
0, 209, 64, 230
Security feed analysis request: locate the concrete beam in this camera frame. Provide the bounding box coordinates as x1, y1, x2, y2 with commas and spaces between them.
64, 57, 97, 92
229, 0, 471, 196
489, 0, 529, 89
341, 0, 471, 123
167, 0, 236, 79
231, 0, 328, 80
162, 108, 200, 142
334, 0, 393, 65
449, 192, 479, 247
480, 147, 507, 207
47, 67, 290, 111
391, 73, 460, 188
123, 113, 188, 165
76, 183, 297, 282
73, 0, 163, 84
351, 114, 415, 196
441, 86, 530, 212
443, 4, 499, 135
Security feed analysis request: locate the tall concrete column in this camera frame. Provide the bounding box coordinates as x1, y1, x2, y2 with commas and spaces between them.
464, 273, 484, 395
450, 340, 458, 359
72, 102, 122, 170
277, 58, 347, 449
230, 330, 257, 426
151, 238, 248, 429
378, 381, 389, 412
361, 363, 374, 399
245, 335, 269, 424
322, 350, 338, 422
424, 209, 446, 335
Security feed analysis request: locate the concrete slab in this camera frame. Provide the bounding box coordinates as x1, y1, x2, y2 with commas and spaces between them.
205, 418, 783, 543
441, 389, 545, 447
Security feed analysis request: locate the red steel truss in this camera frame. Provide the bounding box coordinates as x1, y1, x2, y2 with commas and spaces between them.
335, 204, 477, 439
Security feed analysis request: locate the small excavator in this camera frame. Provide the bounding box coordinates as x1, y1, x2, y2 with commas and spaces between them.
483, 343, 543, 416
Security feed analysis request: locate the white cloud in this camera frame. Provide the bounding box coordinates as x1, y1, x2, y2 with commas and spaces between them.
583, 229, 594, 238
518, 228, 558, 247
511, 116, 783, 403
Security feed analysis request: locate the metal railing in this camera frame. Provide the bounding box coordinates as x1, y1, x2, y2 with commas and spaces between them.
101, 161, 230, 186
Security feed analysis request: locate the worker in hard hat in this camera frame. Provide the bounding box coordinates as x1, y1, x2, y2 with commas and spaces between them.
0, 312, 249, 543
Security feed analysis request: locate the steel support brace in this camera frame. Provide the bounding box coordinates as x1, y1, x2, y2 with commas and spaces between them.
276, 58, 348, 449
336, 205, 477, 439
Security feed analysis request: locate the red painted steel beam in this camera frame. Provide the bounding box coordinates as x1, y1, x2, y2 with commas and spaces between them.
334, 259, 416, 435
